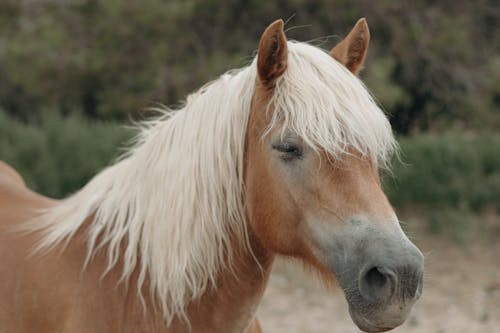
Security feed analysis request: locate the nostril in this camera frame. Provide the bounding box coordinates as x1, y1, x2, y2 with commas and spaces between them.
359, 266, 396, 303
365, 267, 387, 289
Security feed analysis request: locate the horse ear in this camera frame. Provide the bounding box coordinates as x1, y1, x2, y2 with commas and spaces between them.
330, 18, 370, 75
257, 19, 288, 87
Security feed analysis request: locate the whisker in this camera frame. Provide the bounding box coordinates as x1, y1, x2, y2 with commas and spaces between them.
283, 13, 297, 27
285, 24, 313, 34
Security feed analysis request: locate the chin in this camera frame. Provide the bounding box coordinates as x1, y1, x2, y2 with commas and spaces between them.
348, 301, 414, 333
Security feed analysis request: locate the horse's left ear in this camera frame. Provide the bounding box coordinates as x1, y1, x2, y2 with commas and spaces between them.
257, 19, 288, 87
330, 18, 370, 75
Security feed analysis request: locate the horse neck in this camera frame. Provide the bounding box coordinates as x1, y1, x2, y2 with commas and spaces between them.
60, 214, 273, 333
167, 228, 274, 333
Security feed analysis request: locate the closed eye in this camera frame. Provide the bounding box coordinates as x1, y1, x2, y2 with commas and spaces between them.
272, 142, 303, 160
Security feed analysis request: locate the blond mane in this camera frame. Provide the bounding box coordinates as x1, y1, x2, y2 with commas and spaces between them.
26, 41, 396, 324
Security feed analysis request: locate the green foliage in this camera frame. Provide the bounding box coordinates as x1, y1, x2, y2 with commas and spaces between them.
0, 0, 498, 133
363, 57, 410, 112
0, 110, 132, 198
384, 132, 500, 212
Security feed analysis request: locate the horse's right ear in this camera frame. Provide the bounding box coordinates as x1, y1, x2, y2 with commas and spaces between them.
257, 19, 288, 87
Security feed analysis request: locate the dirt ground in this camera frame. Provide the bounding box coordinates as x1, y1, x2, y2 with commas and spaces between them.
257, 216, 500, 333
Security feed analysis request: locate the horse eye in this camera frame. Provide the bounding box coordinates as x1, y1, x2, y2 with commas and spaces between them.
272, 143, 303, 159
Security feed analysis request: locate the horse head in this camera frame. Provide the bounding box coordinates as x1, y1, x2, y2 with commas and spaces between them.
244, 19, 423, 332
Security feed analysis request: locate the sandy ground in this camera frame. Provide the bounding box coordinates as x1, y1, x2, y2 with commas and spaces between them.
257, 216, 500, 333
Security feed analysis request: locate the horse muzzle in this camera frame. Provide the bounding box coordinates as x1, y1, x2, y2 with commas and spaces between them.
339, 225, 423, 332
347, 259, 423, 332
310, 217, 424, 332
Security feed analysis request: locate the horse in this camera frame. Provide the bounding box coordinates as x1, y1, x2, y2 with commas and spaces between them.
0, 18, 424, 333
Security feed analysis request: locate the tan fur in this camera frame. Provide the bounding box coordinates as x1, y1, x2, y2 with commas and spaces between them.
0, 162, 269, 332
0, 161, 26, 188
330, 18, 370, 74
257, 20, 288, 85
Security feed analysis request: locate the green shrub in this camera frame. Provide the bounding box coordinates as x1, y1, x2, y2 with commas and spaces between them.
385, 132, 500, 212
0, 110, 132, 198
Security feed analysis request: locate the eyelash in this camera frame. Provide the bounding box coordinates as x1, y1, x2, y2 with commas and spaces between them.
272, 143, 303, 159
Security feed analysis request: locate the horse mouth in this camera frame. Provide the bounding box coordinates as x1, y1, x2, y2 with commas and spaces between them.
356, 323, 394, 333
346, 294, 414, 333
350, 311, 404, 332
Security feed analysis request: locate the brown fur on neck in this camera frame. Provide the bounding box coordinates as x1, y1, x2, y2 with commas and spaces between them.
0, 161, 270, 333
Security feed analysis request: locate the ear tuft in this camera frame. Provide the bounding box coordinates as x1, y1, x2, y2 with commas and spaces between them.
330, 18, 370, 75
257, 19, 288, 86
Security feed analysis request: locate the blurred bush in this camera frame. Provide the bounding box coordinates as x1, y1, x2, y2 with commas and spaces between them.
385, 132, 500, 213
0, 110, 132, 198
0, 0, 498, 134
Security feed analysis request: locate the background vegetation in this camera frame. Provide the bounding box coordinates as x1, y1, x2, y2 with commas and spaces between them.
1, 1, 499, 240
1, 0, 499, 133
